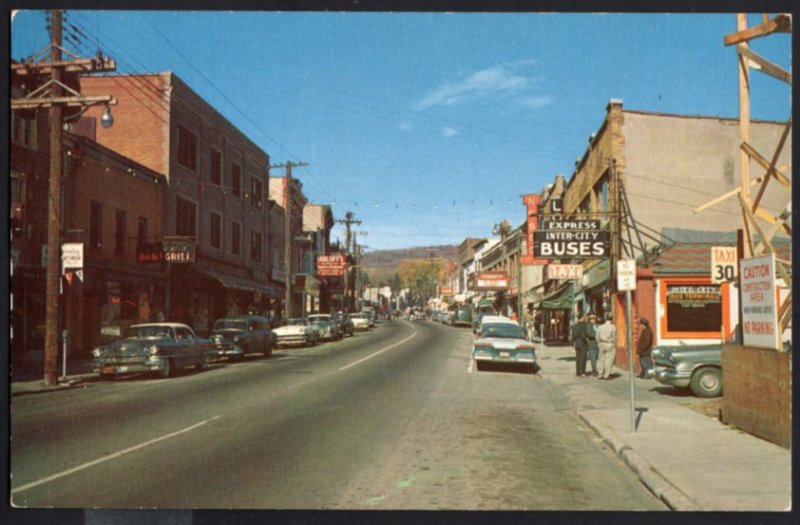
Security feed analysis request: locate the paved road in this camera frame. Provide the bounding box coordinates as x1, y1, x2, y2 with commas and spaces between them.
11, 319, 666, 510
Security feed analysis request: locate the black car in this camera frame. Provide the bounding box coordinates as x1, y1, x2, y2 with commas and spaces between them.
332, 312, 355, 337
210, 315, 275, 360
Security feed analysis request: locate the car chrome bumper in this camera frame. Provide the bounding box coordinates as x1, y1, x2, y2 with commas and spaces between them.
654, 366, 691, 388
93, 357, 166, 375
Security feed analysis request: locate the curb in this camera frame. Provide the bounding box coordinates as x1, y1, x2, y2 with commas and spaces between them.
578, 411, 702, 511
11, 373, 97, 397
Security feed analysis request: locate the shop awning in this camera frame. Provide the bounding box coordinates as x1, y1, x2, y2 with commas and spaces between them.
200, 268, 276, 297
523, 282, 547, 302
538, 282, 574, 310
581, 259, 610, 291
477, 298, 495, 308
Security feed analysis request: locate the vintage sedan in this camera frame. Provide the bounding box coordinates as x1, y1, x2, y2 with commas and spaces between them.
308, 314, 342, 341
473, 322, 537, 372
653, 343, 722, 397
91, 323, 211, 379
350, 313, 371, 331
210, 315, 275, 360
273, 318, 319, 347
333, 312, 355, 337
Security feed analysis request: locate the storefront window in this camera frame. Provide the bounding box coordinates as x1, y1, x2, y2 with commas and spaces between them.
101, 281, 121, 340
666, 284, 721, 333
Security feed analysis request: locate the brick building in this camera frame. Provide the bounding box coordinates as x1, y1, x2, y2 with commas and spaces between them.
11, 107, 167, 360
81, 73, 280, 334
269, 175, 310, 317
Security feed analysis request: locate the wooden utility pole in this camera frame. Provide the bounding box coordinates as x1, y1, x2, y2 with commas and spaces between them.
11, 9, 116, 385
335, 211, 361, 311
270, 161, 308, 320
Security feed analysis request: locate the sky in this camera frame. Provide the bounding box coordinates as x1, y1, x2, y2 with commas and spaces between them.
10, 10, 792, 251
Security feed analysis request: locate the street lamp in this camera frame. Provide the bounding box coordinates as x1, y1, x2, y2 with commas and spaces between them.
100, 104, 114, 129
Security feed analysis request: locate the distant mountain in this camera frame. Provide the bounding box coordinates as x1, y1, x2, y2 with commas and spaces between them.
362, 245, 459, 269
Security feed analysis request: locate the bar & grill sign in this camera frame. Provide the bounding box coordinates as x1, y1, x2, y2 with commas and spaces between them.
533, 219, 610, 259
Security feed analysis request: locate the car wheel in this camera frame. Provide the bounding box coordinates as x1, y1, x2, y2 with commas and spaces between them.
196, 356, 207, 372
159, 358, 175, 379
475, 360, 486, 371
263, 342, 273, 358
691, 367, 722, 397
98, 373, 114, 381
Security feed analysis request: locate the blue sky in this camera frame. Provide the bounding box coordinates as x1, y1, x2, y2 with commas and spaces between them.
11, 11, 792, 251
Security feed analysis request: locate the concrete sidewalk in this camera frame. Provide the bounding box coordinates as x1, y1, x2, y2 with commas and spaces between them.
541, 343, 792, 511
10, 350, 97, 396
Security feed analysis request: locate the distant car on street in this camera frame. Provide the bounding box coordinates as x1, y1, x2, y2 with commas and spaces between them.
308, 314, 342, 341
475, 315, 517, 337
453, 306, 473, 328
91, 322, 211, 379
333, 312, 355, 337
273, 318, 319, 347
350, 313, 371, 331
210, 315, 274, 360
473, 322, 537, 372
653, 343, 723, 397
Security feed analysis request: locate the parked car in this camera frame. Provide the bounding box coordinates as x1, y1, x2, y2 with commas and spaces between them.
351, 313, 371, 331
91, 322, 211, 379
308, 314, 342, 341
476, 315, 517, 337
473, 322, 537, 372
361, 307, 377, 327
453, 306, 473, 328
653, 343, 723, 397
273, 318, 319, 347
210, 315, 274, 360
333, 312, 355, 337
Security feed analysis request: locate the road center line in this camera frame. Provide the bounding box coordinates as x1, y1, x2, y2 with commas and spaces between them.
339, 328, 418, 371
11, 415, 222, 495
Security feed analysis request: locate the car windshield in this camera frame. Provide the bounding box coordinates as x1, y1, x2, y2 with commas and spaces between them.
127, 326, 173, 339
308, 315, 330, 323
287, 318, 307, 326
213, 320, 247, 331
482, 324, 525, 339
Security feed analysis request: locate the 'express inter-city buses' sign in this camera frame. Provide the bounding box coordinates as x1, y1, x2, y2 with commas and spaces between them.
533, 219, 610, 258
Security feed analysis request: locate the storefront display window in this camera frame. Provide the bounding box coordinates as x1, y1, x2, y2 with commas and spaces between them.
666, 284, 721, 332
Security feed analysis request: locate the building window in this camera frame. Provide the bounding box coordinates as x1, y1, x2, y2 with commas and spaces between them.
115, 209, 127, 256
231, 222, 241, 256
250, 230, 262, 262
10, 171, 25, 235
12, 112, 37, 150
90, 201, 103, 250
231, 163, 242, 197
177, 125, 198, 171
137, 217, 148, 246
250, 176, 264, 209
210, 211, 222, 250
665, 283, 722, 334
210, 148, 222, 187
175, 196, 197, 237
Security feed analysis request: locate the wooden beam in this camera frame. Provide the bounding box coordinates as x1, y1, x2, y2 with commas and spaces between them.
692, 171, 771, 213
11, 57, 116, 75
741, 142, 791, 187
751, 121, 792, 211
724, 14, 792, 46
737, 45, 792, 84
11, 95, 116, 109
740, 193, 793, 288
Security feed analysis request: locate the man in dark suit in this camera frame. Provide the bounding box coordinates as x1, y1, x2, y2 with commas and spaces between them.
571, 313, 589, 377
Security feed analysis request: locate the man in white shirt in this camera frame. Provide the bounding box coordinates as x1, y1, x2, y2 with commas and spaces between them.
595, 316, 617, 380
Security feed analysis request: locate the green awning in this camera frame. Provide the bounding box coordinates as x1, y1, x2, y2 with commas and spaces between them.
581, 259, 610, 291
539, 282, 574, 310
478, 298, 494, 308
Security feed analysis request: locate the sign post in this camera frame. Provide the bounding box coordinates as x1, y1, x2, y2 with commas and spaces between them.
617, 259, 637, 432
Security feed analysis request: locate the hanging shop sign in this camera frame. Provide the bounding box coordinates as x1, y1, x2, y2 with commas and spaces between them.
546, 264, 584, 280
520, 194, 547, 266
440, 286, 454, 295
137, 242, 166, 263
61, 242, 84, 271
533, 230, 610, 258
469, 271, 510, 291
711, 246, 737, 284
316, 254, 348, 277
740, 254, 779, 350
163, 239, 195, 263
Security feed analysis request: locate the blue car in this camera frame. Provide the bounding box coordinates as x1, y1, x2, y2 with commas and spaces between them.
473, 322, 537, 372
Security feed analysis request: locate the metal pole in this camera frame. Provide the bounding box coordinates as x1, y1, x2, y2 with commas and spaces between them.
284, 164, 293, 320
627, 288, 636, 432
517, 234, 523, 322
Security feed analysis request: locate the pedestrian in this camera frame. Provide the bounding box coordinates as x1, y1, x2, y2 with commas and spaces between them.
595, 316, 617, 380
586, 314, 599, 376
570, 313, 589, 377
637, 318, 654, 378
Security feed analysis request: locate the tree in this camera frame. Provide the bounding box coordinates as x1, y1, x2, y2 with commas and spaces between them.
397, 258, 447, 304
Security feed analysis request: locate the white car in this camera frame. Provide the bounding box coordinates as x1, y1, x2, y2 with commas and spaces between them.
350, 313, 371, 331
273, 318, 319, 347
476, 315, 518, 337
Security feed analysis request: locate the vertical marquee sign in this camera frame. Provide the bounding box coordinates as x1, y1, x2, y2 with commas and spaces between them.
520, 194, 547, 265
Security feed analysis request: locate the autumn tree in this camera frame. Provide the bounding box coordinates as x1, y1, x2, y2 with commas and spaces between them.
397, 258, 448, 305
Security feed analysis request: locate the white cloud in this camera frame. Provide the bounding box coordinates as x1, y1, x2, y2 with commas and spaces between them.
441, 127, 459, 138
518, 95, 554, 109
413, 61, 538, 111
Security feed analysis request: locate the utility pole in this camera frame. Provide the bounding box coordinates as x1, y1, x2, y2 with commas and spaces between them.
11, 9, 116, 385
334, 211, 361, 311
270, 161, 308, 320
